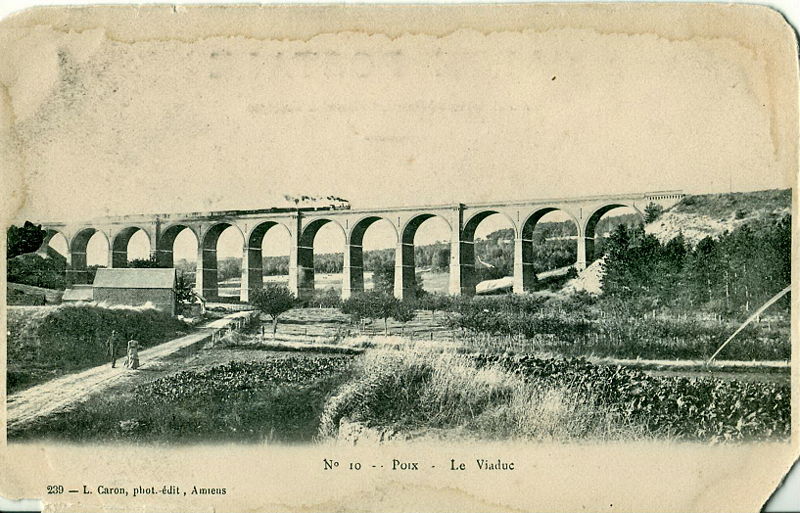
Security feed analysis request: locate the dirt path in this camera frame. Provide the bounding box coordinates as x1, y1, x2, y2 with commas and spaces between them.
6, 311, 255, 432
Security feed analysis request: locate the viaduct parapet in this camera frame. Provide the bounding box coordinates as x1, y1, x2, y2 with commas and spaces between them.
36, 191, 685, 301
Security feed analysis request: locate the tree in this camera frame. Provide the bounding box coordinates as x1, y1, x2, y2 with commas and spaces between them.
391, 300, 417, 331
7, 222, 46, 259
432, 248, 450, 271
175, 271, 195, 303
341, 290, 416, 335
129, 256, 162, 268
372, 260, 395, 294
417, 293, 451, 321
250, 284, 296, 338
363, 291, 396, 333
371, 259, 425, 298
340, 292, 374, 324
600, 224, 633, 296
644, 202, 664, 223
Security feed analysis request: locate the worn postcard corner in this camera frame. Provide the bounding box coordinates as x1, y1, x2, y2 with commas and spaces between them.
0, 3, 798, 512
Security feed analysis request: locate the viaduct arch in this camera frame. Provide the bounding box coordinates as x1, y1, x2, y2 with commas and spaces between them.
345, 216, 398, 299
35, 191, 683, 300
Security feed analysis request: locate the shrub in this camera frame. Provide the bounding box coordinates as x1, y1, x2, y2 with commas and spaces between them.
7, 254, 67, 289
33, 305, 187, 365
7, 304, 188, 393
644, 202, 664, 223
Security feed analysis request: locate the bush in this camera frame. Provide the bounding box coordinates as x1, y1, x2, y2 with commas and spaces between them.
7, 254, 66, 289
33, 305, 187, 365
7, 304, 188, 393
644, 202, 664, 223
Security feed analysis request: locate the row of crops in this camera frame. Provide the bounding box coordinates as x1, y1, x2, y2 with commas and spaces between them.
136, 356, 354, 402
472, 354, 790, 441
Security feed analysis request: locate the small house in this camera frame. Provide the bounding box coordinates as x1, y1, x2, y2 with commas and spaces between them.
92, 268, 177, 315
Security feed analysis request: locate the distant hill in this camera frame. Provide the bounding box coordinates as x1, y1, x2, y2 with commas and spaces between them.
645, 188, 790, 245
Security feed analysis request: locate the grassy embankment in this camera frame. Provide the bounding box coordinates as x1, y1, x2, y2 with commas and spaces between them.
7, 304, 189, 393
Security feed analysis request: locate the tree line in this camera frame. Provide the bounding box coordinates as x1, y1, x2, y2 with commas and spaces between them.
601, 214, 791, 316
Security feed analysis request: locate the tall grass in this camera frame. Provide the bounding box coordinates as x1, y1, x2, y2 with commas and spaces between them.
318, 349, 650, 441
319, 349, 789, 442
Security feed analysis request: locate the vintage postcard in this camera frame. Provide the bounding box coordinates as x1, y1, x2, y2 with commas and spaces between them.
0, 3, 798, 512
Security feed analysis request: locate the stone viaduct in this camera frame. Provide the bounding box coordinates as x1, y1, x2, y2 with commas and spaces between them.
36, 191, 684, 301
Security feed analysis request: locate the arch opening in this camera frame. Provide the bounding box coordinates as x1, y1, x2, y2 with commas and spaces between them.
584, 204, 645, 264
298, 218, 346, 299
518, 208, 580, 292
111, 227, 151, 267
44, 230, 69, 259
69, 228, 110, 284
462, 211, 516, 295
156, 224, 200, 295
244, 221, 291, 301
346, 216, 397, 297
201, 223, 244, 300
399, 214, 451, 298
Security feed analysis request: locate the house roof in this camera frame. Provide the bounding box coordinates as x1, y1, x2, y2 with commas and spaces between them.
62, 287, 94, 301
93, 268, 176, 289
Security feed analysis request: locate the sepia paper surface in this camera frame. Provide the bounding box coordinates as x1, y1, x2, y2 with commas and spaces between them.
0, 4, 798, 512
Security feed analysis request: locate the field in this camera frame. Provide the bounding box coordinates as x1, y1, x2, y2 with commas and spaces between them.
8, 306, 790, 443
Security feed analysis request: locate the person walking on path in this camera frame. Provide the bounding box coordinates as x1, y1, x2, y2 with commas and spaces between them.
125, 339, 140, 370
106, 330, 119, 368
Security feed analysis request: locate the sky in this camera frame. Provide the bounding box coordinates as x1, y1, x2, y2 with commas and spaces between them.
2, 4, 794, 265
